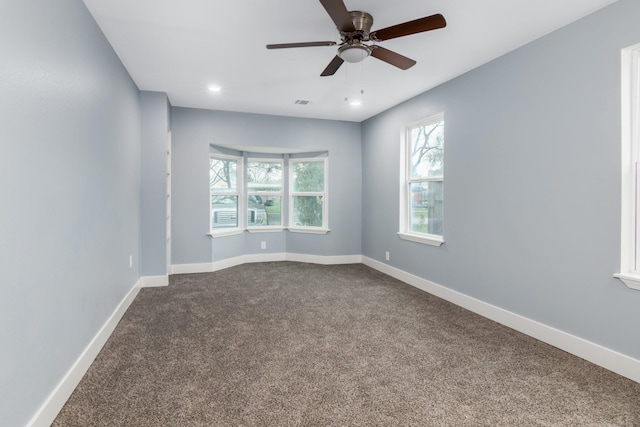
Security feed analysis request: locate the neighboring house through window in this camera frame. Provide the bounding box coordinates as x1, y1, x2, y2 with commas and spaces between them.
399, 113, 445, 246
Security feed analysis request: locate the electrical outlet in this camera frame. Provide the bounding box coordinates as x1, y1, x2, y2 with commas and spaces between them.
261, 241, 266, 250
129, 255, 133, 268
385, 251, 390, 261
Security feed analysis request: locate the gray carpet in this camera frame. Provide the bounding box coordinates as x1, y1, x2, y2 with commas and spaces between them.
54, 262, 640, 426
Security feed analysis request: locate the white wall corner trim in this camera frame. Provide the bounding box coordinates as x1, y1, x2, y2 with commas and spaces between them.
27, 279, 142, 427
140, 275, 169, 287
362, 256, 640, 384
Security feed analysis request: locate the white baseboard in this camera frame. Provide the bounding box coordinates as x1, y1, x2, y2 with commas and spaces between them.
362, 256, 640, 384
170, 262, 215, 275
140, 275, 168, 287
286, 253, 363, 265
27, 279, 142, 427
213, 252, 287, 271
171, 253, 363, 275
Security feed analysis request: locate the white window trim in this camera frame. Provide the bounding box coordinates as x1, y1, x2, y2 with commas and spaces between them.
397, 231, 444, 246
247, 158, 284, 231
615, 43, 640, 291
288, 157, 329, 232
288, 227, 330, 235
209, 153, 244, 236
208, 229, 244, 238
399, 113, 445, 247
247, 227, 285, 234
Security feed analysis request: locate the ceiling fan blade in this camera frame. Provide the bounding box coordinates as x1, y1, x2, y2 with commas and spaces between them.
319, 0, 355, 32
370, 46, 416, 70
320, 55, 344, 76
266, 41, 337, 49
372, 14, 446, 41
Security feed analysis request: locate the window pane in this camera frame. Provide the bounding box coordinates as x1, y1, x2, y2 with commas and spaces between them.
211, 195, 238, 228
248, 161, 282, 192
292, 161, 324, 192
410, 119, 444, 179
263, 196, 281, 226
410, 181, 443, 235
210, 158, 237, 192
247, 195, 278, 226
292, 196, 323, 227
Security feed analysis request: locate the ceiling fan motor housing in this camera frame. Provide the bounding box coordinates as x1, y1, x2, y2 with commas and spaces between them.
345, 11, 373, 38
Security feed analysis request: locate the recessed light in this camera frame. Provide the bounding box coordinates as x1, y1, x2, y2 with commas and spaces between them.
350, 100, 362, 107
208, 85, 222, 93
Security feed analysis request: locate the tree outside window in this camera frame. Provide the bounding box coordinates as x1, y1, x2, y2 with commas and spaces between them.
210, 156, 240, 229
404, 114, 444, 238
290, 159, 326, 228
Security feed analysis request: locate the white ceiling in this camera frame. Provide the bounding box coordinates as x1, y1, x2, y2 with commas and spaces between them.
82, 0, 618, 122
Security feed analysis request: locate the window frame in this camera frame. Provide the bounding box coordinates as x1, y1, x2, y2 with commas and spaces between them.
288, 157, 329, 234
398, 113, 445, 247
615, 43, 640, 290
209, 153, 244, 237
246, 158, 284, 232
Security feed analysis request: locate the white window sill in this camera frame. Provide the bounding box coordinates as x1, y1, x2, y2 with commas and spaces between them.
209, 227, 330, 237
247, 227, 285, 234
208, 229, 244, 238
613, 272, 640, 291
288, 227, 330, 235
397, 231, 444, 247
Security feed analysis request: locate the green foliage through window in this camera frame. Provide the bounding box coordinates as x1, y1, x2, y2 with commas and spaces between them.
406, 114, 444, 237
291, 160, 326, 228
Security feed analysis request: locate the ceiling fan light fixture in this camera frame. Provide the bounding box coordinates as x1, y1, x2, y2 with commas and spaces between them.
338, 44, 371, 63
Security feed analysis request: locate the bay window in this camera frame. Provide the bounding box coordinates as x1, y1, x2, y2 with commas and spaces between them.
209, 149, 328, 235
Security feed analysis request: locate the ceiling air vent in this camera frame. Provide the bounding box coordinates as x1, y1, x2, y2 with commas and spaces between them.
295, 99, 311, 105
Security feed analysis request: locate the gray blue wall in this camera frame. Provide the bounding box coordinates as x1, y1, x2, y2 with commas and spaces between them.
171, 108, 362, 263
362, 0, 640, 359
140, 91, 170, 276
0, 0, 142, 425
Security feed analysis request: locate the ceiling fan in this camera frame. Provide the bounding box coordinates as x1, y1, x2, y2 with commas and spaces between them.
266, 0, 446, 76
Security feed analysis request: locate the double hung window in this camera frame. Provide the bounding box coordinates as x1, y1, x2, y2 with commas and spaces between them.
399, 113, 445, 246
210, 155, 241, 230
247, 159, 283, 228
615, 43, 640, 290
289, 158, 328, 231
